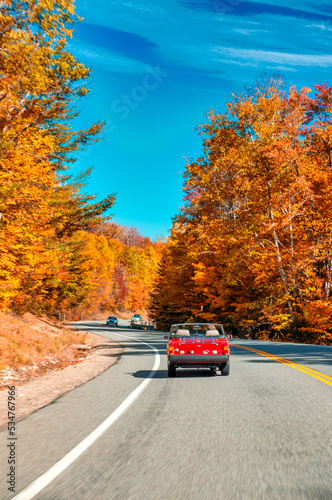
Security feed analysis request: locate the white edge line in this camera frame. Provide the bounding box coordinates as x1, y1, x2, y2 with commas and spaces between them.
13, 333, 161, 500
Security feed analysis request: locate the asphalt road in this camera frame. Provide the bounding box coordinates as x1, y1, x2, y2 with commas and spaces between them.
1, 321, 332, 500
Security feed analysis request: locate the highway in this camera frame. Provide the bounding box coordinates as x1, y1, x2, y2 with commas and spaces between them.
1, 321, 332, 499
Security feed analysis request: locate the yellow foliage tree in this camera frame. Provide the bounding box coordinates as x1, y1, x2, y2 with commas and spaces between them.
151, 79, 332, 344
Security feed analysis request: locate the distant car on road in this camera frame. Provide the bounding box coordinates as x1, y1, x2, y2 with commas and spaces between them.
164, 323, 231, 377
131, 314, 142, 328
106, 316, 118, 327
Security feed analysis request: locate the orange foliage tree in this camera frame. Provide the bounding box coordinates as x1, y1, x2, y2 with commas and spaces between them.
0, 0, 115, 313
87, 223, 164, 318
151, 79, 332, 344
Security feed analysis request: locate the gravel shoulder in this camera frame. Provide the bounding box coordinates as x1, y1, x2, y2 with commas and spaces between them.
0, 332, 123, 430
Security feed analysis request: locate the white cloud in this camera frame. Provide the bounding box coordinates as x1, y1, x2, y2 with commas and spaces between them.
233, 28, 268, 35
74, 1, 332, 76
305, 23, 332, 32
267, 65, 297, 72
68, 43, 149, 73
211, 46, 332, 67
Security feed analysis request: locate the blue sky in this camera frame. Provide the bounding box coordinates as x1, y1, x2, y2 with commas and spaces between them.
68, 0, 332, 239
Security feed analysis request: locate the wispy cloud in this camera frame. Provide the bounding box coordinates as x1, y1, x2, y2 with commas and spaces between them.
233, 28, 268, 35
74, 1, 332, 79
306, 23, 332, 32
70, 0, 332, 238
211, 46, 332, 67
178, 0, 332, 23
69, 44, 151, 73
74, 24, 160, 66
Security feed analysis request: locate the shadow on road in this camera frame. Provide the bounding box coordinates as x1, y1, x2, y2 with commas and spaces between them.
131, 369, 218, 379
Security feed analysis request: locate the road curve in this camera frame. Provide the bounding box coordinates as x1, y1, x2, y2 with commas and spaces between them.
1, 322, 331, 500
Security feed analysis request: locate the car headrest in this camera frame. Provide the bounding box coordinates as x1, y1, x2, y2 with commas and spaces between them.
175, 329, 190, 336
205, 329, 219, 337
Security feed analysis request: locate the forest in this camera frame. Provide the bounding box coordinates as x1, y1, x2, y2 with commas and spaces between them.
150, 77, 332, 345
1, 1, 332, 345
0, 0, 163, 320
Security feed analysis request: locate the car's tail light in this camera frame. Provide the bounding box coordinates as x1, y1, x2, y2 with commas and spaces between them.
223, 345, 229, 354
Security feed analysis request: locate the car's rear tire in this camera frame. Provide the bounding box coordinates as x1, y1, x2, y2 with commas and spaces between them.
168, 363, 176, 377
220, 361, 230, 376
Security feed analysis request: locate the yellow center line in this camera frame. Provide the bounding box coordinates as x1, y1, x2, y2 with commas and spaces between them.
233, 344, 332, 387
236, 345, 332, 380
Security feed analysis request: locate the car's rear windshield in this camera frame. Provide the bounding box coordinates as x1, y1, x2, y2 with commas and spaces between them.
108, 317, 116, 320
170, 323, 225, 337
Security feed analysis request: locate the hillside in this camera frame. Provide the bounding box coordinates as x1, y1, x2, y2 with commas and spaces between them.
0, 312, 90, 390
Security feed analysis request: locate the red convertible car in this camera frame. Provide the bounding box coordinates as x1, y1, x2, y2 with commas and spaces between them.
165, 323, 231, 377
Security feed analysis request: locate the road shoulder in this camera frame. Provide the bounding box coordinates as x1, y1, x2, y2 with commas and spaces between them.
0, 332, 123, 430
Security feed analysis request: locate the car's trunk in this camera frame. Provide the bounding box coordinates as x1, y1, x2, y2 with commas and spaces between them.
178, 336, 221, 353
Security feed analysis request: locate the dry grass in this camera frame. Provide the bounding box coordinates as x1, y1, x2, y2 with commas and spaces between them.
0, 312, 89, 389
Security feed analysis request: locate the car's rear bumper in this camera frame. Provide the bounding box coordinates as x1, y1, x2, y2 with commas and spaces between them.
169, 354, 229, 365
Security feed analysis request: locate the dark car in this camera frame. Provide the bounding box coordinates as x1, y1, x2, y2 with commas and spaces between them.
106, 316, 118, 327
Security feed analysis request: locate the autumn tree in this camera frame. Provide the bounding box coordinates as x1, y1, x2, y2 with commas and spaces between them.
91, 223, 164, 316
0, 0, 103, 166
0, 0, 115, 312
151, 80, 332, 344
149, 220, 206, 330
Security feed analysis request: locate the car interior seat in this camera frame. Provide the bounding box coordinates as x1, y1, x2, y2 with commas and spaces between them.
175, 329, 190, 336
205, 329, 219, 336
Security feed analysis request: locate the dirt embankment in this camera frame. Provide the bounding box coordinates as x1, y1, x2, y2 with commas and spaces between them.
0, 312, 124, 428
0, 312, 92, 389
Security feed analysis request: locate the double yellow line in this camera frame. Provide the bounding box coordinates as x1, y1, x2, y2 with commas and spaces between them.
233, 344, 332, 387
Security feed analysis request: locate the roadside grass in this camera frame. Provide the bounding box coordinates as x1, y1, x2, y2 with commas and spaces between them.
0, 312, 88, 389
